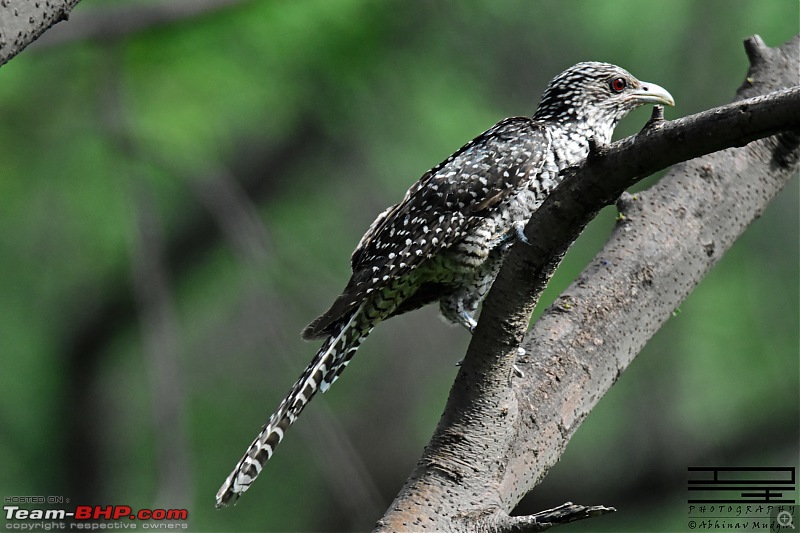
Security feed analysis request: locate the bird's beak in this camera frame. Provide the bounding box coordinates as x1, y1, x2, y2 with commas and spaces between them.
629, 81, 675, 107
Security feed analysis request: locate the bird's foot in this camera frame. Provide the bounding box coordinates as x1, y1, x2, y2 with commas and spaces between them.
457, 348, 524, 377
512, 221, 530, 245
513, 345, 526, 377
460, 311, 478, 333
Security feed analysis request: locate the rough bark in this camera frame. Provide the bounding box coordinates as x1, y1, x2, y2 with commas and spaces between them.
377, 35, 799, 532
0, 0, 80, 67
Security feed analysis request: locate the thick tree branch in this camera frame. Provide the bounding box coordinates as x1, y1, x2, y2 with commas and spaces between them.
378, 35, 799, 531
0, 0, 246, 64
0, 0, 80, 67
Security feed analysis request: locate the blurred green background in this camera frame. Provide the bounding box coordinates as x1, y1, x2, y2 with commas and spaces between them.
1, 0, 797, 531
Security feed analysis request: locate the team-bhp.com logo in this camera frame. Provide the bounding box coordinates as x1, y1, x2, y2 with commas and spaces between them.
4, 504, 189, 529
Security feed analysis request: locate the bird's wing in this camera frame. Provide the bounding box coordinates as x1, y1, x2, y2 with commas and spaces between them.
302, 117, 549, 339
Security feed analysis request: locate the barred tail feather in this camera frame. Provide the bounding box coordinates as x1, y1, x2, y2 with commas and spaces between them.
215, 304, 370, 508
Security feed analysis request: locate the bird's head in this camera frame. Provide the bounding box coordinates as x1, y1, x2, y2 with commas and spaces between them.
533, 62, 674, 143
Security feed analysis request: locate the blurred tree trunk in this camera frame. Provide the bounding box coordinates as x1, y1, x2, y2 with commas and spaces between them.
377, 35, 799, 533
0, 0, 255, 505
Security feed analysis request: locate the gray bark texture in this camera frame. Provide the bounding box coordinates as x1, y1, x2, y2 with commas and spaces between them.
377, 35, 799, 533
0, 0, 80, 67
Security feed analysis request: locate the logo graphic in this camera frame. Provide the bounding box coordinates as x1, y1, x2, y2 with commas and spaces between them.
686, 466, 797, 531
688, 467, 796, 503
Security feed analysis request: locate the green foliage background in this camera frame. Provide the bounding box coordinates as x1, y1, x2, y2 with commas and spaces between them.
0, 1, 797, 531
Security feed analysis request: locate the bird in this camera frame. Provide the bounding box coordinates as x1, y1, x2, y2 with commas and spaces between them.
216, 61, 674, 507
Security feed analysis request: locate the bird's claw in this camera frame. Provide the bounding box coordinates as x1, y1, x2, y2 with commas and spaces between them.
512, 221, 530, 245
460, 311, 478, 333
457, 358, 524, 378
512, 346, 526, 378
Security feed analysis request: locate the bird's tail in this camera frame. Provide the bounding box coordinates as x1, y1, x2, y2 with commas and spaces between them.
215, 303, 371, 508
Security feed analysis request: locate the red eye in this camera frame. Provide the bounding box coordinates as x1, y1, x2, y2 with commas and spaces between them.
610, 77, 627, 92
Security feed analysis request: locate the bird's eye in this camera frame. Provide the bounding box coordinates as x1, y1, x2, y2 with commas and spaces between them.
610, 77, 627, 93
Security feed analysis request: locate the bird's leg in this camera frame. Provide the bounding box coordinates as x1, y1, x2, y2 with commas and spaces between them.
457, 360, 525, 378
461, 310, 478, 333
509, 224, 529, 377
452, 310, 525, 378
511, 220, 531, 245
453, 309, 477, 368
513, 347, 525, 378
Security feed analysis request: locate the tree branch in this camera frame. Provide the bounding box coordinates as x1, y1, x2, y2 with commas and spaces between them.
377, 34, 799, 531
0, 0, 80, 67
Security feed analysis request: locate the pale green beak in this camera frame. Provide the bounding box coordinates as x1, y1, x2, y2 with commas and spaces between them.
629, 81, 675, 107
